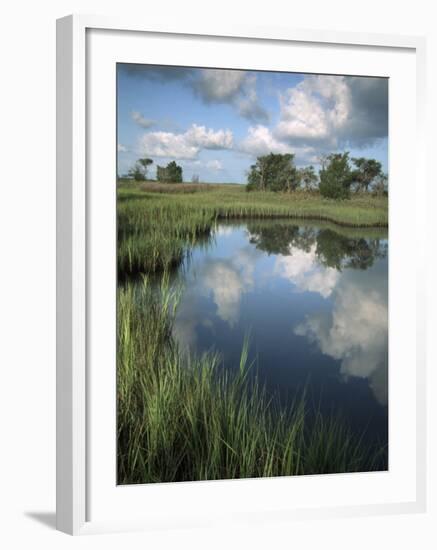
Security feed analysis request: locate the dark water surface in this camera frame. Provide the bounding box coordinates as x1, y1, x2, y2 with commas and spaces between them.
172, 221, 388, 450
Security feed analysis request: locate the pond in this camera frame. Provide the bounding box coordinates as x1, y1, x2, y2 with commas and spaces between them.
168, 220, 388, 454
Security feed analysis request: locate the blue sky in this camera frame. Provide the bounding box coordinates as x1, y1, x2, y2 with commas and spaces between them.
117, 64, 388, 184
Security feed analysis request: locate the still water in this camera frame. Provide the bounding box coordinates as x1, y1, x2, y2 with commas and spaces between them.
172, 221, 388, 449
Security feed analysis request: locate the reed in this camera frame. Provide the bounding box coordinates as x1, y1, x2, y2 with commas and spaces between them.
117, 184, 388, 277
117, 277, 386, 484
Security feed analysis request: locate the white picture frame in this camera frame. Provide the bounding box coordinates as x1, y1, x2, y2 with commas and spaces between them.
56, 14, 427, 535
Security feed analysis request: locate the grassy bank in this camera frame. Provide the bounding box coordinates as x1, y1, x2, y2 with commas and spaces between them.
117, 182, 388, 276
117, 181, 388, 483
117, 277, 385, 484
119, 181, 388, 227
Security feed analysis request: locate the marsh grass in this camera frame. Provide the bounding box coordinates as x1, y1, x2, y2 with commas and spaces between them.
117, 201, 213, 276
117, 183, 388, 277
117, 277, 386, 484
116, 183, 388, 483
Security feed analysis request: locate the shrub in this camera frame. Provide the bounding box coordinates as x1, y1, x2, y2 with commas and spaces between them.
247, 153, 299, 192
157, 161, 183, 183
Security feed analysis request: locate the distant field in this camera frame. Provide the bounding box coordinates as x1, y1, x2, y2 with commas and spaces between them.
117, 179, 241, 194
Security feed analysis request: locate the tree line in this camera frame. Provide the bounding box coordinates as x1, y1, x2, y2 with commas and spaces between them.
247, 152, 387, 198
127, 158, 183, 183
124, 150, 387, 199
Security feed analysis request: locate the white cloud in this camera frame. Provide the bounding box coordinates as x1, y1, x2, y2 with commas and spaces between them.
240, 125, 290, 156
185, 124, 233, 150
239, 125, 318, 163
236, 74, 270, 122
139, 132, 199, 159
131, 110, 155, 128
123, 67, 387, 164
193, 69, 269, 123
117, 143, 127, 153
275, 243, 340, 298
276, 76, 351, 146
274, 75, 388, 150
238, 74, 388, 162
124, 66, 269, 122
195, 69, 247, 102
139, 124, 233, 160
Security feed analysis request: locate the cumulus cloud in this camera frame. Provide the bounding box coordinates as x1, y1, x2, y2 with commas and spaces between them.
276, 76, 350, 145
239, 125, 317, 162
275, 75, 388, 149
193, 69, 269, 123
121, 64, 269, 123
121, 63, 388, 166
240, 125, 290, 156
139, 132, 198, 159
185, 124, 233, 150
117, 143, 127, 153
238, 74, 388, 161
194, 69, 247, 103
275, 243, 340, 298
294, 270, 388, 404
131, 111, 155, 129
139, 124, 233, 160
235, 74, 270, 123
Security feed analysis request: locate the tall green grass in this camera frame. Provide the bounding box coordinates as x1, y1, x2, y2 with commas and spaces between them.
117, 277, 385, 484
117, 183, 388, 483
117, 201, 213, 276
117, 184, 388, 277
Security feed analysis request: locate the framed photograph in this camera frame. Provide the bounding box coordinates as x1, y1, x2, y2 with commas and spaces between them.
56, 15, 427, 535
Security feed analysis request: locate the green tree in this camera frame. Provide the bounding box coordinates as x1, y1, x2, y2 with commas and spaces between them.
319, 152, 354, 199
128, 157, 153, 181
351, 157, 383, 192
246, 153, 299, 192
156, 161, 183, 183
298, 165, 318, 191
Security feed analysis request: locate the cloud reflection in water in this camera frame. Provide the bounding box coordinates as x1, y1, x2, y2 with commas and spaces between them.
294, 268, 388, 404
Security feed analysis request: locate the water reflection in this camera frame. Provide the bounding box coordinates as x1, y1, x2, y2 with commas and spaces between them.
200, 246, 259, 326
275, 245, 340, 298
171, 221, 388, 444
247, 222, 388, 404
294, 268, 388, 404
247, 222, 387, 271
